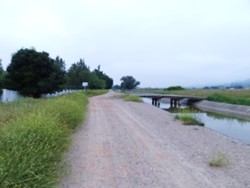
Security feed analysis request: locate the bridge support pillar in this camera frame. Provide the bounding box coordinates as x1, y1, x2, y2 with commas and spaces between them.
170, 98, 180, 108
152, 98, 160, 107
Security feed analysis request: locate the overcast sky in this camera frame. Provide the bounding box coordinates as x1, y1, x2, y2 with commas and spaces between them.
0, 0, 250, 87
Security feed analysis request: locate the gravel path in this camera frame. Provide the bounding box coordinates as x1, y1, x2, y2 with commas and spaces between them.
60, 91, 250, 188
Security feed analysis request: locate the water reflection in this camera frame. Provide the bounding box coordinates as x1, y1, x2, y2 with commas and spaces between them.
194, 112, 250, 145
206, 112, 249, 124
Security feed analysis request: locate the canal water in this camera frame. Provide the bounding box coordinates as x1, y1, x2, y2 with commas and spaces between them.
0, 89, 22, 102
142, 98, 250, 145
0, 89, 80, 102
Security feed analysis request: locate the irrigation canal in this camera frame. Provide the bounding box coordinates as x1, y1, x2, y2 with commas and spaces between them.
142, 98, 250, 145
0, 89, 80, 102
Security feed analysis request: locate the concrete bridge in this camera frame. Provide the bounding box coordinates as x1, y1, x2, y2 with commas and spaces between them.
135, 93, 205, 107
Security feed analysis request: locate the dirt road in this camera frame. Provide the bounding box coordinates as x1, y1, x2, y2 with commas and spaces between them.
60, 92, 250, 188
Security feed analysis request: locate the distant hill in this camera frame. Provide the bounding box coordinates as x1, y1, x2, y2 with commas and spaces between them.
202, 78, 250, 89
230, 79, 250, 88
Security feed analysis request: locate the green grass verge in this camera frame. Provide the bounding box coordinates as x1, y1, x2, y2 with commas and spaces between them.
175, 114, 204, 126
121, 94, 143, 102
0, 92, 88, 187
207, 93, 250, 106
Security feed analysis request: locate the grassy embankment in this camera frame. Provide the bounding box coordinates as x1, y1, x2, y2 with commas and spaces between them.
0, 90, 107, 188
136, 89, 250, 106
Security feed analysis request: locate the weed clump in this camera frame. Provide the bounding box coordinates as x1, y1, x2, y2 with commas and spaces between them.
209, 152, 230, 167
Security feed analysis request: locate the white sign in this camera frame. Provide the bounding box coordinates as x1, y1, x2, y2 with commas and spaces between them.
82, 82, 88, 87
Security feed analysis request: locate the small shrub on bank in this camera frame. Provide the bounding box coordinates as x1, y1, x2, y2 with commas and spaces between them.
175, 114, 204, 126
0, 92, 88, 187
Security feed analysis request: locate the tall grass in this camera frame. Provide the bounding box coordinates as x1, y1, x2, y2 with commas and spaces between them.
0, 92, 88, 187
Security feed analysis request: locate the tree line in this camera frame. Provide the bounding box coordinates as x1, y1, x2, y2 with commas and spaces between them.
0, 48, 113, 98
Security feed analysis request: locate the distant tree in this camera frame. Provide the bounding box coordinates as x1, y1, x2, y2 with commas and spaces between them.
120, 76, 140, 90
164, 86, 185, 91
54, 56, 67, 89
0, 59, 4, 89
66, 59, 90, 89
88, 72, 105, 89
112, 85, 121, 90
66, 60, 105, 89
93, 65, 113, 89
5, 48, 66, 97
55, 56, 66, 72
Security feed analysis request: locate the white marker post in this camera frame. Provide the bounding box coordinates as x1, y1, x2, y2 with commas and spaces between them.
82, 82, 88, 92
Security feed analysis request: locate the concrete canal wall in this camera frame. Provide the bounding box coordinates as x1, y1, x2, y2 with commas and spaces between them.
194, 100, 250, 120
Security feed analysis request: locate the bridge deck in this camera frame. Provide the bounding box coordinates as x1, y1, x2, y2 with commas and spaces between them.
129, 93, 205, 107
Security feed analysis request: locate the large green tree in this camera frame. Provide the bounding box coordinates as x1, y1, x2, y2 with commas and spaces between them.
5, 48, 65, 97
93, 65, 113, 89
54, 56, 67, 89
66, 59, 90, 89
120, 75, 140, 90
66, 59, 105, 89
